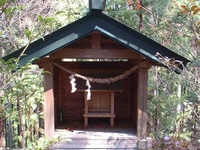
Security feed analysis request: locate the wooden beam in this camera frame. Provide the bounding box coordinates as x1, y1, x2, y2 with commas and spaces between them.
44, 64, 55, 138
35, 57, 50, 68
51, 48, 140, 59
137, 67, 148, 141
69, 69, 127, 75
59, 61, 131, 69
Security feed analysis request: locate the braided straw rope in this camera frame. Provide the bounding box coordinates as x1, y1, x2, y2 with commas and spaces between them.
53, 60, 149, 84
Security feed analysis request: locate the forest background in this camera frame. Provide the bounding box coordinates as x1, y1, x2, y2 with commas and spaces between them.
0, 0, 199, 149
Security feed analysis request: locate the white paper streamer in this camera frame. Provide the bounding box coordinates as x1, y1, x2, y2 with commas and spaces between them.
69, 74, 77, 93
85, 80, 91, 100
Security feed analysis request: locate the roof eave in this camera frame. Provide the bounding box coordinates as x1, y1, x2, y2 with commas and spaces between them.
2, 11, 190, 71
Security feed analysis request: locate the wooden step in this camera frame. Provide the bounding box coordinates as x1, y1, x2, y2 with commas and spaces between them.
83, 113, 115, 117
51, 137, 138, 149
51, 129, 152, 149
51, 129, 138, 149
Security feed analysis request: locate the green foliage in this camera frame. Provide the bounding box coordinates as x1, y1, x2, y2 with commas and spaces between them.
0, 0, 88, 57
0, 58, 44, 148
147, 65, 200, 144
106, 0, 139, 29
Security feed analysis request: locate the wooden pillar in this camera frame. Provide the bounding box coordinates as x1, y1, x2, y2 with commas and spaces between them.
137, 67, 148, 146
84, 93, 88, 127
58, 68, 62, 125
110, 92, 114, 127
44, 64, 55, 138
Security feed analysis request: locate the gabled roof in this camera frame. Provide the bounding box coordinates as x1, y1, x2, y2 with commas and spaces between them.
3, 11, 190, 67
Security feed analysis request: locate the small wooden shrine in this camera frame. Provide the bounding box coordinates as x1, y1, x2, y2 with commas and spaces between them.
4, 1, 189, 149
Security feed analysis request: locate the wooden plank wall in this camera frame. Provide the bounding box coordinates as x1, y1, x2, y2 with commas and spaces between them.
54, 61, 137, 125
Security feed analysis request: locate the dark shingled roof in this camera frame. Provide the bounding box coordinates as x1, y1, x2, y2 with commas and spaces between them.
3, 11, 190, 68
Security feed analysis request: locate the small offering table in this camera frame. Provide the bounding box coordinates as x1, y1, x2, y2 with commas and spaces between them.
82, 90, 121, 127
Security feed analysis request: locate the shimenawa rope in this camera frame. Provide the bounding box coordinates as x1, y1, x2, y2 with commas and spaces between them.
53, 60, 149, 84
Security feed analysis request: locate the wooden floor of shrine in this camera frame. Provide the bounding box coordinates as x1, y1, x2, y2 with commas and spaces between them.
50, 119, 142, 149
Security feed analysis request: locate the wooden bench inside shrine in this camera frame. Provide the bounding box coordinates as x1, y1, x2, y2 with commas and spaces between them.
82, 90, 121, 127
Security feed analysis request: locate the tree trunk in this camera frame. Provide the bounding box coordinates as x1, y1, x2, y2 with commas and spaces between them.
0, 119, 5, 148
138, 0, 143, 31
154, 67, 159, 131
17, 94, 25, 148
5, 103, 14, 148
